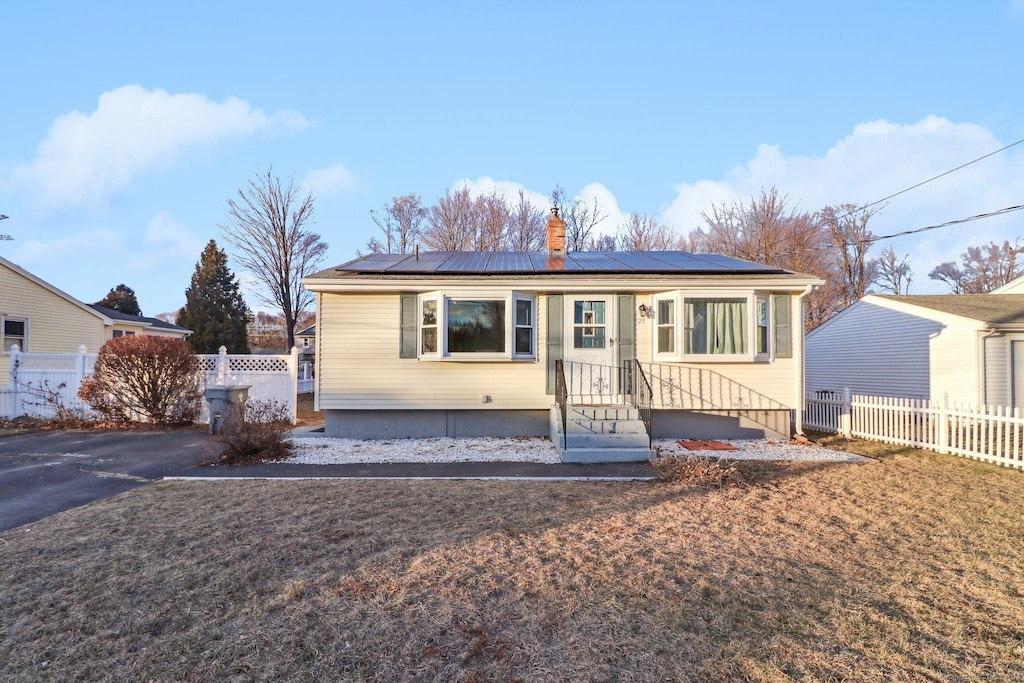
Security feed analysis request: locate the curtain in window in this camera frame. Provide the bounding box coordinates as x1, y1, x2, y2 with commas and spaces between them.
685, 298, 747, 354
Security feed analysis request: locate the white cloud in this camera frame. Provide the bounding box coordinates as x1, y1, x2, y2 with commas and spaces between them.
454, 176, 552, 212
301, 163, 360, 198
8, 85, 309, 210
126, 210, 206, 273
661, 116, 1024, 290
13, 229, 123, 270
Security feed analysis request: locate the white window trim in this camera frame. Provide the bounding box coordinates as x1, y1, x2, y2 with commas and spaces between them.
2, 315, 29, 354
417, 290, 537, 361
652, 290, 772, 363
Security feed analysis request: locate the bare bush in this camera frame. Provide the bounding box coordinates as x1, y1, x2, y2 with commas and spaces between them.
217, 399, 293, 465
652, 454, 743, 487
78, 336, 201, 425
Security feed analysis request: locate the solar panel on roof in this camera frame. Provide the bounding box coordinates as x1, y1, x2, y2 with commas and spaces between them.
439, 252, 491, 272
569, 252, 634, 270
337, 253, 412, 272
485, 252, 535, 272
392, 252, 456, 272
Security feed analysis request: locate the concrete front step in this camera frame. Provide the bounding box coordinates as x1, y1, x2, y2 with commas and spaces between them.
561, 447, 657, 463
565, 432, 651, 449
566, 419, 648, 434
567, 405, 639, 421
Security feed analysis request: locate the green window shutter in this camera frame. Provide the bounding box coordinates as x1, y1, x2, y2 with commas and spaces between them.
399, 294, 417, 358
772, 294, 792, 359
617, 294, 636, 366
545, 294, 563, 394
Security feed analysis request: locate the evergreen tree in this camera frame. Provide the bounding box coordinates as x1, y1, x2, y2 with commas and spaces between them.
95, 284, 142, 316
177, 240, 251, 353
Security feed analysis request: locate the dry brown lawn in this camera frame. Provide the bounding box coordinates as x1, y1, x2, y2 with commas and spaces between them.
2, 438, 1023, 681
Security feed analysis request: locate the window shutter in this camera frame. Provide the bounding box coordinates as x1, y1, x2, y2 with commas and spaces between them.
772, 294, 792, 359
545, 294, 563, 394
617, 294, 636, 366
399, 294, 417, 358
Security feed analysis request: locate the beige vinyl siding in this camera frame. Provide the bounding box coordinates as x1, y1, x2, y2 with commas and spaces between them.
635, 292, 801, 410
807, 300, 948, 400
318, 293, 549, 410
0, 263, 104, 385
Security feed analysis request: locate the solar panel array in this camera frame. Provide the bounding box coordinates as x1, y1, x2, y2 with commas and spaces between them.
335, 251, 787, 275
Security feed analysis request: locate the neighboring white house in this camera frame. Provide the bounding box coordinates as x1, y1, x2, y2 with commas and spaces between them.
0, 256, 190, 385
296, 324, 315, 362
303, 210, 821, 452
806, 288, 1024, 408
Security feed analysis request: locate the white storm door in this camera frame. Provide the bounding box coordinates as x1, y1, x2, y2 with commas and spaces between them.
564, 295, 616, 402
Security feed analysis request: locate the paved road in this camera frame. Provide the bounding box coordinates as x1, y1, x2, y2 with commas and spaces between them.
0, 429, 215, 532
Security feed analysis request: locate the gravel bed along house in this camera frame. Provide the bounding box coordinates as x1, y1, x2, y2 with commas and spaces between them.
284, 436, 868, 465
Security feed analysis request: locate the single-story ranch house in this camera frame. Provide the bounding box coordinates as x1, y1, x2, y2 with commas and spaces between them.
303, 211, 821, 461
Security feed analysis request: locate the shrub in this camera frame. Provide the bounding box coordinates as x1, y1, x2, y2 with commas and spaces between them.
217, 399, 293, 465
78, 336, 202, 425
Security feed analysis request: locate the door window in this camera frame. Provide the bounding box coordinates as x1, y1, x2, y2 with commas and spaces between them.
573, 301, 606, 349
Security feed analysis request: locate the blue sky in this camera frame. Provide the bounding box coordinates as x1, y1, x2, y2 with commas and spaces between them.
2, 1, 1023, 317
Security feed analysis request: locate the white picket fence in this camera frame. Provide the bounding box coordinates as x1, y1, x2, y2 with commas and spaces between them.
805, 389, 1024, 471
4, 345, 302, 423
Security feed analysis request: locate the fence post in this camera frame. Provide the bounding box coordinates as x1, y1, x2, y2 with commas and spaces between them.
74, 345, 88, 417
937, 393, 950, 454
216, 346, 228, 384
839, 387, 852, 437
288, 346, 300, 423
8, 344, 19, 419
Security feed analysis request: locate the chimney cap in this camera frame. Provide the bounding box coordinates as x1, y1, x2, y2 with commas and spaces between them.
551, 206, 560, 218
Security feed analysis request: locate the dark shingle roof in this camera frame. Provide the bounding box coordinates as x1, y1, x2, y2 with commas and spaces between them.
321, 251, 789, 276
878, 294, 1024, 325
89, 305, 191, 332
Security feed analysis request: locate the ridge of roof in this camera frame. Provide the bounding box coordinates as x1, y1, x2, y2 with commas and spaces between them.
875, 294, 1024, 325
88, 304, 191, 332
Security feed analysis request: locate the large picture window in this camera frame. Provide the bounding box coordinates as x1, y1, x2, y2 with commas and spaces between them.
684, 297, 748, 355
416, 292, 535, 360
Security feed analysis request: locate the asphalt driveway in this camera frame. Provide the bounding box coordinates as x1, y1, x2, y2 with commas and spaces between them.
0, 429, 215, 532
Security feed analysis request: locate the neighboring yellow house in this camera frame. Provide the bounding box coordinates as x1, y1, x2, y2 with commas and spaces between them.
0, 256, 190, 385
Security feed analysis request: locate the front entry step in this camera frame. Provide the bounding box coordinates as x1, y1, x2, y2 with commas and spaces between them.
551, 404, 655, 463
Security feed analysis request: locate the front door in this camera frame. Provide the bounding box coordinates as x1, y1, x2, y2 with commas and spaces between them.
564, 295, 616, 402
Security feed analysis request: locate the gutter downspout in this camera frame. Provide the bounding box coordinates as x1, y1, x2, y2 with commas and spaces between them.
794, 284, 815, 436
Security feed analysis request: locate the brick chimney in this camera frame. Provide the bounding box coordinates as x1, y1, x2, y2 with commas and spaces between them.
546, 207, 566, 257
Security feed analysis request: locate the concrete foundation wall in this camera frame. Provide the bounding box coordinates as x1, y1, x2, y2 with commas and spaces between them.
651, 409, 791, 441
325, 409, 550, 439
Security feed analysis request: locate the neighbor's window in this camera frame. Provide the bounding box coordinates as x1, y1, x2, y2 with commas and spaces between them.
417, 292, 535, 360
3, 317, 27, 352
112, 330, 136, 339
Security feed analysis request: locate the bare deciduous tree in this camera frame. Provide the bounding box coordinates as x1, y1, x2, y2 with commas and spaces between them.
877, 246, 913, 294
221, 167, 327, 349
367, 193, 426, 254
929, 240, 1024, 294
422, 186, 478, 251
507, 189, 547, 251
820, 203, 882, 308
550, 185, 607, 251
475, 191, 510, 251
617, 212, 676, 251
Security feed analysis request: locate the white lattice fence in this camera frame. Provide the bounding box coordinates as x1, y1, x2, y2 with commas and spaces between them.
5, 346, 300, 423
198, 347, 300, 423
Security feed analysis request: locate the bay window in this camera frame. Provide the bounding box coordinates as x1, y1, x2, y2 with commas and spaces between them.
416, 292, 535, 360
653, 291, 776, 361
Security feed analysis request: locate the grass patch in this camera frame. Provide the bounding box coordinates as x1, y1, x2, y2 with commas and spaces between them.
1, 440, 1023, 680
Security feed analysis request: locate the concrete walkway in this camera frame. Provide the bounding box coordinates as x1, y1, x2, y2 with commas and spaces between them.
172, 460, 661, 481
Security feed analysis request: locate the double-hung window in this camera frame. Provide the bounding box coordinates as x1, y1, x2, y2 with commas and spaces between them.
416, 292, 535, 360
653, 291, 773, 362
2, 317, 27, 352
